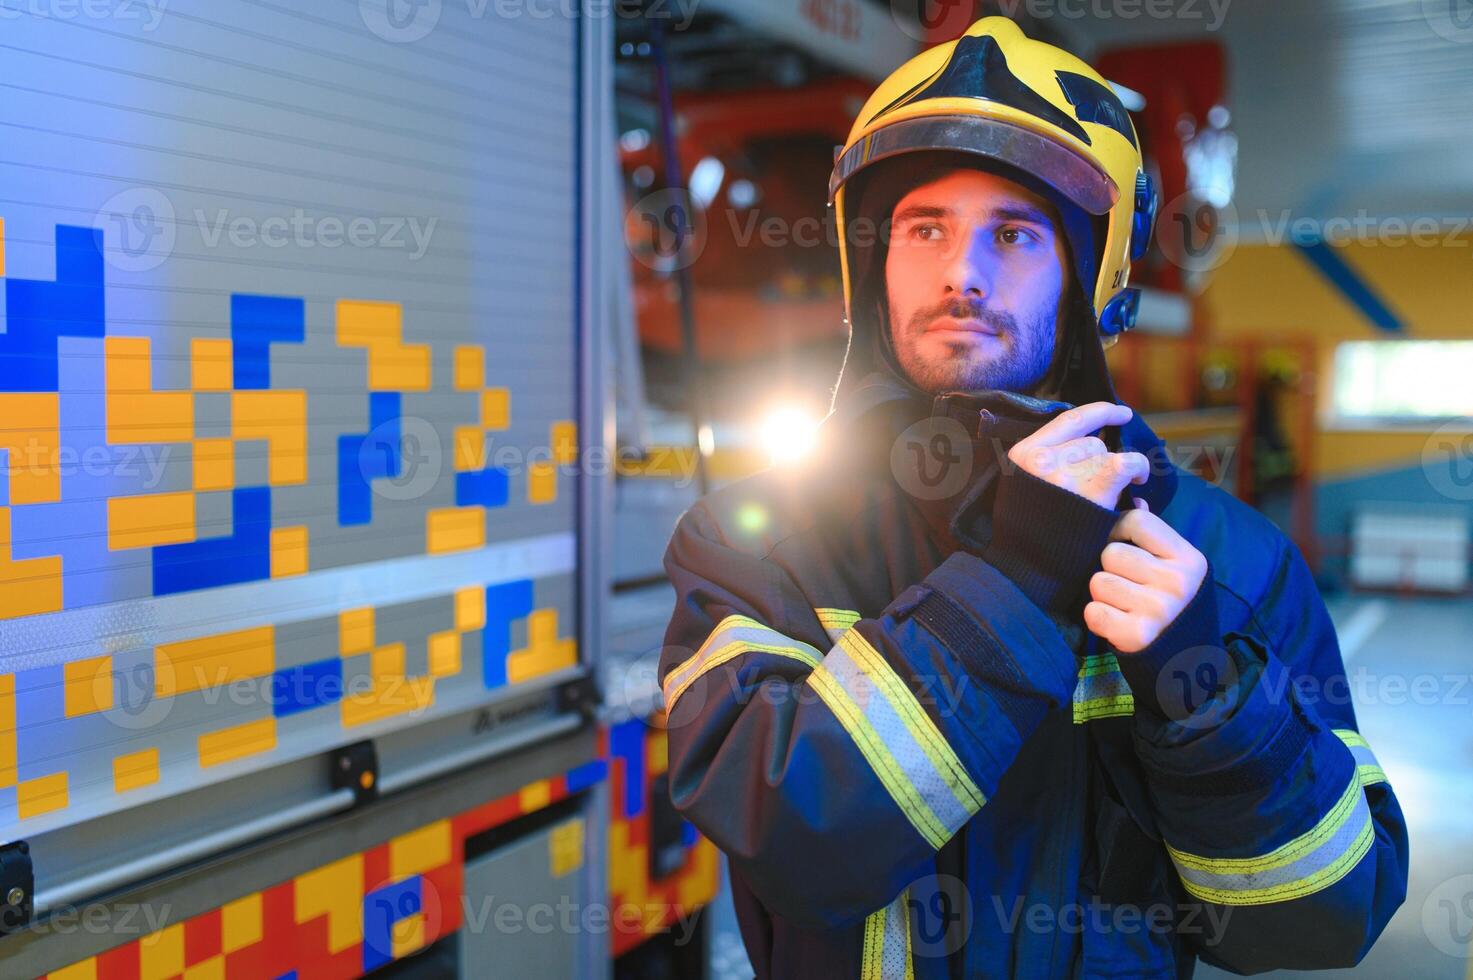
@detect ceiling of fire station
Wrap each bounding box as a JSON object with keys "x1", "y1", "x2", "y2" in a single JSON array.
[
  {"x1": 617, "y1": 0, "x2": 1471, "y2": 237},
  {"x1": 1065, "y1": 0, "x2": 1473, "y2": 236}
]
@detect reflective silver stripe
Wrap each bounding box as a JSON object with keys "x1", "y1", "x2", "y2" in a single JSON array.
[
  {"x1": 1166, "y1": 775, "x2": 1374, "y2": 906},
  {"x1": 1333, "y1": 728, "x2": 1388, "y2": 786},
  {"x1": 808, "y1": 664, "x2": 950, "y2": 848},
  {"x1": 861, "y1": 889, "x2": 914, "y2": 980},
  {"x1": 835, "y1": 631, "x2": 984, "y2": 816},
  {"x1": 821, "y1": 634, "x2": 983, "y2": 837},
  {"x1": 1073, "y1": 652, "x2": 1134, "y2": 723},
  {"x1": 662, "y1": 615, "x2": 822, "y2": 712}
]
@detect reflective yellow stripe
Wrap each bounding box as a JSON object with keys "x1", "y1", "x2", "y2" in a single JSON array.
[
  {"x1": 662, "y1": 614, "x2": 821, "y2": 712},
  {"x1": 1169, "y1": 776, "x2": 1361, "y2": 875},
  {"x1": 815, "y1": 606, "x2": 861, "y2": 641},
  {"x1": 1080, "y1": 652, "x2": 1123, "y2": 676},
  {"x1": 1072, "y1": 652, "x2": 1134, "y2": 723},
  {"x1": 861, "y1": 889, "x2": 914, "y2": 980},
  {"x1": 1333, "y1": 728, "x2": 1388, "y2": 786},
  {"x1": 1167, "y1": 733, "x2": 1391, "y2": 906},
  {"x1": 1173, "y1": 814, "x2": 1373, "y2": 906},
  {"x1": 1166, "y1": 774, "x2": 1374, "y2": 905},
  {"x1": 839, "y1": 630, "x2": 985, "y2": 812},
  {"x1": 808, "y1": 667, "x2": 950, "y2": 849},
  {"x1": 1073, "y1": 695, "x2": 1136, "y2": 723},
  {"x1": 670, "y1": 608, "x2": 985, "y2": 850},
  {"x1": 815, "y1": 607, "x2": 861, "y2": 629}
]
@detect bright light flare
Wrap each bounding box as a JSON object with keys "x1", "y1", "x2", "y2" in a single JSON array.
[{"x1": 759, "y1": 404, "x2": 821, "y2": 466}]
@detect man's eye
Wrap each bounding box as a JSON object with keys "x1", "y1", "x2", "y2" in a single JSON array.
[
  {"x1": 998, "y1": 226, "x2": 1038, "y2": 246},
  {"x1": 913, "y1": 223, "x2": 944, "y2": 242}
]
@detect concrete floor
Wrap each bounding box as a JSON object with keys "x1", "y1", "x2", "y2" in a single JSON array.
[
  {"x1": 1196, "y1": 593, "x2": 1473, "y2": 980},
  {"x1": 702, "y1": 593, "x2": 1473, "y2": 979}
]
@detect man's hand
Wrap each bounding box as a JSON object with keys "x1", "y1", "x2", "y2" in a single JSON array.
[
  {"x1": 1006, "y1": 401, "x2": 1151, "y2": 509},
  {"x1": 1085, "y1": 501, "x2": 1209, "y2": 653}
]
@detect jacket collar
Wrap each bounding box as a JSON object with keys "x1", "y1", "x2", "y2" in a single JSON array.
[
  {"x1": 822, "y1": 372, "x2": 1179, "y2": 528},
  {"x1": 1116, "y1": 408, "x2": 1178, "y2": 513}
]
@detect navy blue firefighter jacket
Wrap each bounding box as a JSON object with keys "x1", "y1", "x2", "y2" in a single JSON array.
[{"x1": 658, "y1": 316, "x2": 1408, "y2": 977}]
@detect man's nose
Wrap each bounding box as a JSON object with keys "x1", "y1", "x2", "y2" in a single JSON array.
[{"x1": 942, "y1": 229, "x2": 992, "y2": 298}]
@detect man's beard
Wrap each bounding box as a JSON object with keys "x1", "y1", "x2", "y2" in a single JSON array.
[{"x1": 894, "y1": 296, "x2": 1057, "y2": 394}]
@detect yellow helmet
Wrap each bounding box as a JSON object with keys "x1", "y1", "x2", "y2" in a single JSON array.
[{"x1": 828, "y1": 16, "x2": 1157, "y2": 341}]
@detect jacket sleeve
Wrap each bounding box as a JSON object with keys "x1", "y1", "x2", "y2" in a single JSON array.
[
  {"x1": 1114, "y1": 535, "x2": 1409, "y2": 973},
  {"x1": 659, "y1": 500, "x2": 1080, "y2": 928}
]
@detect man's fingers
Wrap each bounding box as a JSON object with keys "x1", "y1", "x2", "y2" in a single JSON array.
[
  {"x1": 1018, "y1": 401, "x2": 1132, "y2": 450},
  {"x1": 1100, "y1": 540, "x2": 1172, "y2": 585},
  {"x1": 1083, "y1": 599, "x2": 1115, "y2": 632},
  {"x1": 1084, "y1": 600, "x2": 1149, "y2": 653},
  {"x1": 1017, "y1": 436, "x2": 1108, "y2": 474},
  {"x1": 1077, "y1": 451, "x2": 1149, "y2": 504},
  {"x1": 1108, "y1": 451, "x2": 1151, "y2": 487},
  {"x1": 1078, "y1": 601, "x2": 1143, "y2": 654},
  {"x1": 1108, "y1": 506, "x2": 1188, "y2": 559},
  {"x1": 1067, "y1": 436, "x2": 1110, "y2": 459},
  {"x1": 1019, "y1": 445, "x2": 1145, "y2": 481},
  {"x1": 1089, "y1": 570, "x2": 1156, "y2": 614}
]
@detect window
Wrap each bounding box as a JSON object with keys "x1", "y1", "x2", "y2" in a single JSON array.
[{"x1": 1331, "y1": 340, "x2": 1473, "y2": 423}]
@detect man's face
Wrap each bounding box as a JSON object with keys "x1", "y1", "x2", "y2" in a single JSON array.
[{"x1": 884, "y1": 167, "x2": 1072, "y2": 394}]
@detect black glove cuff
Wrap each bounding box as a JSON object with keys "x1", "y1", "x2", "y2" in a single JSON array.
[{"x1": 980, "y1": 466, "x2": 1121, "y2": 618}]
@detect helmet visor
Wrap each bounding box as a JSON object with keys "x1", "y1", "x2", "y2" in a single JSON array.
[{"x1": 829, "y1": 113, "x2": 1118, "y2": 216}]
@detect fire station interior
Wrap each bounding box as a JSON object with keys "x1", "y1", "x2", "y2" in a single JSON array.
[
  {"x1": 0, "y1": 1, "x2": 1467, "y2": 979},
  {"x1": 611, "y1": 3, "x2": 1472, "y2": 979}
]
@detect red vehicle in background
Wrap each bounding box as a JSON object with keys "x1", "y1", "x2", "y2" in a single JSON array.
[{"x1": 622, "y1": 77, "x2": 871, "y2": 368}]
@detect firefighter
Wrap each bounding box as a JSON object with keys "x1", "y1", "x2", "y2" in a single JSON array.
[{"x1": 658, "y1": 17, "x2": 1407, "y2": 978}]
